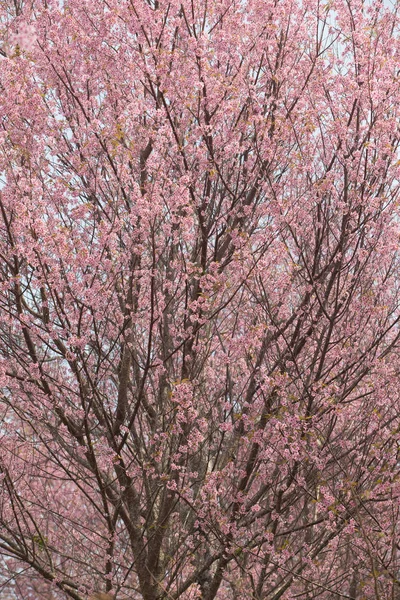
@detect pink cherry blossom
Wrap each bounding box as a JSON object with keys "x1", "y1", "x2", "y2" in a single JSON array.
[{"x1": 1, "y1": 0, "x2": 400, "y2": 599}]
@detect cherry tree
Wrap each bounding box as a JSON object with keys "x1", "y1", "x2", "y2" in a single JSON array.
[{"x1": 1, "y1": 0, "x2": 400, "y2": 598}]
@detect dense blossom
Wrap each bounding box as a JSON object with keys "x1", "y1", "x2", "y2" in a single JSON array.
[{"x1": 1, "y1": 0, "x2": 400, "y2": 598}]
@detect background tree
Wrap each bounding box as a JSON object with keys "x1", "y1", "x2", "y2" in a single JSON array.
[{"x1": 1, "y1": 0, "x2": 400, "y2": 598}]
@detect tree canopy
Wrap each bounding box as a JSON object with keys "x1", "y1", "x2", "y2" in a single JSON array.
[{"x1": 1, "y1": 0, "x2": 400, "y2": 598}]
